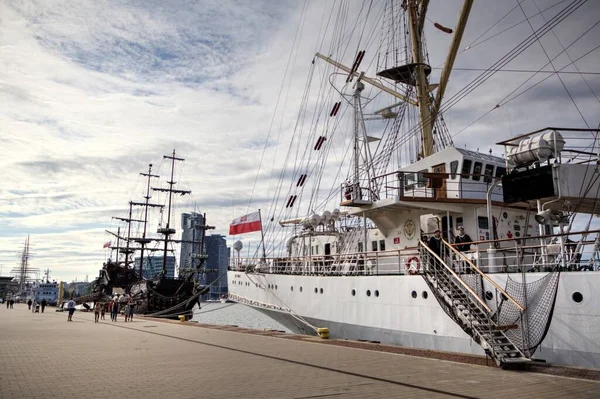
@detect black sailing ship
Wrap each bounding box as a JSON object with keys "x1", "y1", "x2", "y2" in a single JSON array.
[{"x1": 91, "y1": 150, "x2": 211, "y2": 318}]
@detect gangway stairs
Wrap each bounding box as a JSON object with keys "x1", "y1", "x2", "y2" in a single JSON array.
[{"x1": 419, "y1": 241, "x2": 531, "y2": 367}]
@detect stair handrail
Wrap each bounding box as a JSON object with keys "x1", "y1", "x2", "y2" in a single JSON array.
[
  {"x1": 419, "y1": 241, "x2": 492, "y2": 313},
  {"x1": 442, "y1": 239, "x2": 525, "y2": 312}
]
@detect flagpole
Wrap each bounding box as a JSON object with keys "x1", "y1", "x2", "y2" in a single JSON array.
[{"x1": 258, "y1": 209, "x2": 267, "y2": 260}]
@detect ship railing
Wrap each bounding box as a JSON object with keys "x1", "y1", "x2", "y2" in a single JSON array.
[
  {"x1": 229, "y1": 247, "x2": 422, "y2": 276},
  {"x1": 455, "y1": 229, "x2": 600, "y2": 273},
  {"x1": 371, "y1": 170, "x2": 504, "y2": 202}
]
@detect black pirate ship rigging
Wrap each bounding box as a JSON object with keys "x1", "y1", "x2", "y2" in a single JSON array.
[{"x1": 90, "y1": 150, "x2": 212, "y2": 317}]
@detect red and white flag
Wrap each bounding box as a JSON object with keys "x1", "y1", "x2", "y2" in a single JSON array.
[
  {"x1": 103, "y1": 241, "x2": 111, "y2": 248},
  {"x1": 229, "y1": 211, "x2": 262, "y2": 235}
]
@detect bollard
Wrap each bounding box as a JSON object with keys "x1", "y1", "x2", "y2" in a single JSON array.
[
  {"x1": 178, "y1": 315, "x2": 186, "y2": 322},
  {"x1": 316, "y1": 327, "x2": 329, "y2": 339}
]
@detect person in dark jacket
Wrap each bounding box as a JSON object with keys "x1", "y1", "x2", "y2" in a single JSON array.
[
  {"x1": 27, "y1": 299, "x2": 32, "y2": 310},
  {"x1": 41, "y1": 299, "x2": 47, "y2": 313},
  {"x1": 454, "y1": 226, "x2": 472, "y2": 252},
  {"x1": 428, "y1": 229, "x2": 442, "y2": 256}
]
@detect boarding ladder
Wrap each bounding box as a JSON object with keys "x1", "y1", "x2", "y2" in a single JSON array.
[{"x1": 418, "y1": 240, "x2": 531, "y2": 367}]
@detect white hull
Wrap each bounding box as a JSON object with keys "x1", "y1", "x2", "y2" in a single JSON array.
[{"x1": 228, "y1": 271, "x2": 600, "y2": 369}]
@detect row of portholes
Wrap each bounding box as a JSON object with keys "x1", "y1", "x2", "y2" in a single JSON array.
[
  {"x1": 411, "y1": 290, "x2": 428, "y2": 299},
  {"x1": 267, "y1": 284, "x2": 278, "y2": 290},
  {"x1": 350, "y1": 289, "x2": 380, "y2": 297},
  {"x1": 289, "y1": 286, "x2": 324, "y2": 294},
  {"x1": 483, "y1": 290, "x2": 584, "y2": 304},
  {"x1": 231, "y1": 280, "x2": 251, "y2": 287}
]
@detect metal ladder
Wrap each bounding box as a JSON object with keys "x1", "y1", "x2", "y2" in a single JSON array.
[{"x1": 419, "y1": 242, "x2": 531, "y2": 367}]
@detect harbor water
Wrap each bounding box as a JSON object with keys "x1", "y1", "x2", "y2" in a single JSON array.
[{"x1": 191, "y1": 302, "x2": 290, "y2": 332}]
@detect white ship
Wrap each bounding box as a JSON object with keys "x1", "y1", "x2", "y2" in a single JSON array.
[{"x1": 227, "y1": 1, "x2": 600, "y2": 369}]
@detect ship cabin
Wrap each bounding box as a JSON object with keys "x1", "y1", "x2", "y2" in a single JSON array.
[{"x1": 393, "y1": 146, "x2": 506, "y2": 203}]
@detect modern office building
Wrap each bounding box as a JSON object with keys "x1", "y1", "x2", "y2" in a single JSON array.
[
  {"x1": 179, "y1": 212, "x2": 205, "y2": 277},
  {"x1": 204, "y1": 234, "x2": 230, "y2": 299},
  {"x1": 133, "y1": 256, "x2": 175, "y2": 279}
]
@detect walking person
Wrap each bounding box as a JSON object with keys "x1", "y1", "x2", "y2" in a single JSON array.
[
  {"x1": 6, "y1": 299, "x2": 10, "y2": 309},
  {"x1": 454, "y1": 226, "x2": 473, "y2": 273},
  {"x1": 10, "y1": 299, "x2": 14, "y2": 309},
  {"x1": 41, "y1": 298, "x2": 47, "y2": 313},
  {"x1": 93, "y1": 302, "x2": 101, "y2": 323},
  {"x1": 127, "y1": 300, "x2": 135, "y2": 322},
  {"x1": 66, "y1": 298, "x2": 76, "y2": 321},
  {"x1": 27, "y1": 299, "x2": 32, "y2": 310},
  {"x1": 32, "y1": 299, "x2": 37, "y2": 313},
  {"x1": 428, "y1": 229, "x2": 443, "y2": 271},
  {"x1": 111, "y1": 300, "x2": 119, "y2": 322},
  {"x1": 100, "y1": 303, "x2": 106, "y2": 320}
]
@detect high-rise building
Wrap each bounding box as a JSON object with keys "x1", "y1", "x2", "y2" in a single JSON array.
[
  {"x1": 134, "y1": 256, "x2": 175, "y2": 279},
  {"x1": 204, "y1": 234, "x2": 230, "y2": 299},
  {"x1": 179, "y1": 212, "x2": 205, "y2": 277}
]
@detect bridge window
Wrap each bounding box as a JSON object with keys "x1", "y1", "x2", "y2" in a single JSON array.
[
  {"x1": 478, "y1": 216, "x2": 489, "y2": 230},
  {"x1": 461, "y1": 159, "x2": 472, "y2": 178},
  {"x1": 371, "y1": 241, "x2": 378, "y2": 251},
  {"x1": 450, "y1": 160, "x2": 459, "y2": 179},
  {"x1": 417, "y1": 169, "x2": 428, "y2": 187},
  {"x1": 358, "y1": 242, "x2": 364, "y2": 253},
  {"x1": 472, "y1": 162, "x2": 482, "y2": 181},
  {"x1": 379, "y1": 240, "x2": 385, "y2": 251},
  {"x1": 483, "y1": 164, "x2": 494, "y2": 183},
  {"x1": 495, "y1": 166, "x2": 506, "y2": 178}
]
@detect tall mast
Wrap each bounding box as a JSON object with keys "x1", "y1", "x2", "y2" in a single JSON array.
[
  {"x1": 153, "y1": 150, "x2": 191, "y2": 277},
  {"x1": 135, "y1": 164, "x2": 161, "y2": 279},
  {"x1": 407, "y1": 0, "x2": 434, "y2": 158}
]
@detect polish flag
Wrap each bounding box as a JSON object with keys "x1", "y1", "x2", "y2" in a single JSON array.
[
  {"x1": 103, "y1": 241, "x2": 111, "y2": 248},
  {"x1": 229, "y1": 211, "x2": 262, "y2": 235}
]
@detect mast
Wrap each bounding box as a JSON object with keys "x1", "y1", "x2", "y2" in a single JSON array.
[
  {"x1": 153, "y1": 150, "x2": 191, "y2": 277},
  {"x1": 407, "y1": 0, "x2": 434, "y2": 158},
  {"x1": 136, "y1": 164, "x2": 161, "y2": 279}
]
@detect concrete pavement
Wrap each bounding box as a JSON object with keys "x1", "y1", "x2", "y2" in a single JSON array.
[{"x1": 1, "y1": 303, "x2": 599, "y2": 398}]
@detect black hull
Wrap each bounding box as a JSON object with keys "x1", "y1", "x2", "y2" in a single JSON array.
[{"x1": 129, "y1": 277, "x2": 208, "y2": 319}]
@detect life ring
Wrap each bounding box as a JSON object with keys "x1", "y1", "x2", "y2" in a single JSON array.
[{"x1": 406, "y1": 256, "x2": 420, "y2": 275}]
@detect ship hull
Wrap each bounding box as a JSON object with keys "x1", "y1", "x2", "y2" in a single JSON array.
[
  {"x1": 228, "y1": 271, "x2": 600, "y2": 369},
  {"x1": 129, "y1": 277, "x2": 204, "y2": 319}
]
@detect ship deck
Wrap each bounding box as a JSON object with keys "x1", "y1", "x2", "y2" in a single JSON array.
[{"x1": 2, "y1": 303, "x2": 599, "y2": 398}]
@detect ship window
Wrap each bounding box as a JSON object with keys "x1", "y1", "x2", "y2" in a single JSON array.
[
  {"x1": 411, "y1": 290, "x2": 417, "y2": 298},
  {"x1": 320, "y1": 288, "x2": 323, "y2": 294},
  {"x1": 371, "y1": 241, "x2": 378, "y2": 251},
  {"x1": 315, "y1": 245, "x2": 319, "y2": 255},
  {"x1": 461, "y1": 159, "x2": 472, "y2": 178},
  {"x1": 366, "y1": 290, "x2": 371, "y2": 297},
  {"x1": 300, "y1": 287, "x2": 303, "y2": 292},
  {"x1": 450, "y1": 161, "x2": 459, "y2": 179},
  {"x1": 379, "y1": 240, "x2": 385, "y2": 251},
  {"x1": 417, "y1": 169, "x2": 428, "y2": 187},
  {"x1": 572, "y1": 292, "x2": 583, "y2": 303},
  {"x1": 478, "y1": 216, "x2": 489, "y2": 230},
  {"x1": 291, "y1": 286, "x2": 293, "y2": 291},
  {"x1": 483, "y1": 164, "x2": 494, "y2": 183},
  {"x1": 357, "y1": 242, "x2": 364, "y2": 253},
  {"x1": 495, "y1": 166, "x2": 506, "y2": 178},
  {"x1": 324, "y1": 243, "x2": 331, "y2": 255},
  {"x1": 351, "y1": 289, "x2": 356, "y2": 296},
  {"x1": 472, "y1": 162, "x2": 482, "y2": 181},
  {"x1": 422, "y1": 291, "x2": 428, "y2": 299},
  {"x1": 485, "y1": 291, "x2": 493, "y2": 301},
  {"x1": 375, "y1": 290, "x2": 379, "y2": 297},
  {"x1": 314, "y1": 287, "x2": 318, "y2": 294}
]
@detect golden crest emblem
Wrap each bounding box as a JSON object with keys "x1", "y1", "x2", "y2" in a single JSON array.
[{"x1": 404, "y1": 220, "x2": 416, "y2": 240}]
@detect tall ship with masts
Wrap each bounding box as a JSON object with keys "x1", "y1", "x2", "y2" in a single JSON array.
[
  {"x1": 227, "y1": 0, "x2": 600, "y2": 369},
  {"x1": 92, "y1": 150, "x2": 211, "y2": 318}
]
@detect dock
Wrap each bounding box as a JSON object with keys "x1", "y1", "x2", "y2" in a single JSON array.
[{"x1": 1, "y1": 304, "x2": 599, "y2": 398}]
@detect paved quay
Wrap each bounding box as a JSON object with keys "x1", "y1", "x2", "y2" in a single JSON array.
[{"x1": 1, "y1": 304, "x2": 599, "y2": 399}]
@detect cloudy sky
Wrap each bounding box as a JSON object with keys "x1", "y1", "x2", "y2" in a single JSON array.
[{"x1": 1, "y1": 0, "x2": 598, "y2": 282}]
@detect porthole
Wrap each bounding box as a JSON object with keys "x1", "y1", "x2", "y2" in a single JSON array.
[
  {"x1": 367, "y1": 290, "x2": 371, "y2": 297},
  {"x1": 374, "y1": 290, "x2": 379, "y2": 297},
  {"x1": 572, "y1": 291, "x2": 583, "y2": 303},
  {"x1": 314, "y1": 287, "x2": 318, "y2": 294},
  {"x1": 268, "y1": 284, "x2": 271, "y2": 289},
  {"x1": 351, "y1": 289, "x2": 356, "y2": 296},
  {"x1": 291, "y1": 286, "x2": 294, "y2": 291},
  {"x1": 300, "y1": 287, "x2": 303, "y2": 292},
  {"x1": 422, "y1": 291, "x2": 428, "y2": 299},
  {"x1": 320, "y1": 288, "x2": 323, "y2": 294},
  {"x1": 275, "y1": 285, "x2": 278, "y2": 290},
  {"x1": 411, "y1": 290, "x2": 417, "y2": 298},
  {"x1": 485, "y1": 291, "x2": 493, "y2": 301}
]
